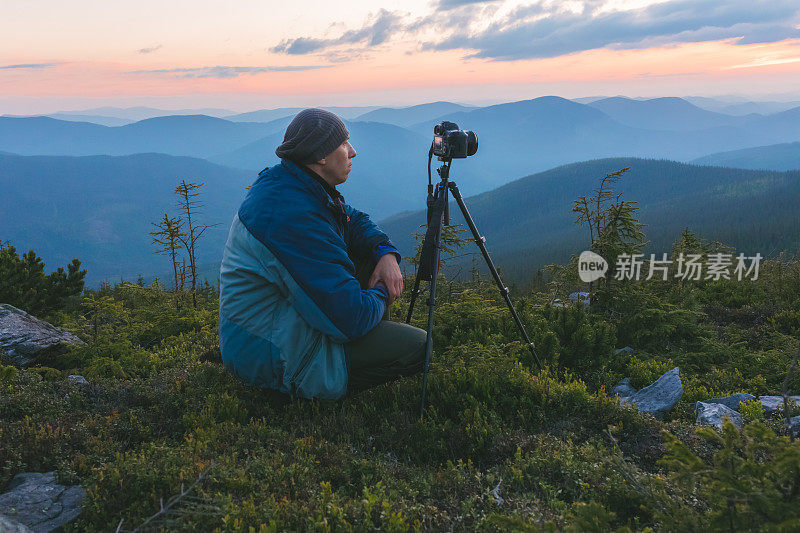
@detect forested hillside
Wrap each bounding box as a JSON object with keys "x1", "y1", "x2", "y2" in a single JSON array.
[
  {"x1": 0, "y1": 152, "x2": 252, "y2": 283},
  {"x1": 3, "y1": 153, "x2": 798, "y2": 287},
  {"x1": 381, "y1": 158, "x2": 800, "y2": 282},
  {"x1": 692, "y1": 142, "x2": 800, "y2": 171}
]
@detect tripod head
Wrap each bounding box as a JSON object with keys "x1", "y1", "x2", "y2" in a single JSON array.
[{"x1": 427, "y1": 146, "x2": 455, "y2": 225}]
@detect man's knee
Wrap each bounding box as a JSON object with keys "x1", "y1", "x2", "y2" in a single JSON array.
[
  {"x1": 401, "y1": 325, "x2": 427, "y2": 371},
  {"x1": 409, "y1": 326, "x2": 427, "y2": 354}
]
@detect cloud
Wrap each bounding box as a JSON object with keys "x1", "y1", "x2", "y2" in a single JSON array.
[
  {"x1": 129, "y1": 65, "x2": 328, "y2": 78},
  {"x1": 435, "y1": 0, "x2": 500, "y2": 11},
  {"x1": 424, "y1": 0, "x2": 800, "y2": 60},
  {"x1": 270, "y1": 0, "x2": 800, "y2": 62},
  {"x1": 271, "y1": 9, "x2": 403, "y2": 55},
  {"x1": 137, "y1": 45, "x2": 163, "y2": 54},
  {"x1": 0, "y1": 62, "x2": 61, "y2": 70}
]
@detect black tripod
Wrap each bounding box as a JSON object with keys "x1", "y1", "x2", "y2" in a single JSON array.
[{"x1": 405, "y1": 156, "x2": 542, "y2": 417}]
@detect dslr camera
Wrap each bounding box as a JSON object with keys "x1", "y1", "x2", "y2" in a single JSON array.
[{"x1": 432, "y1": 121, "x2": 478, "y2": 159}]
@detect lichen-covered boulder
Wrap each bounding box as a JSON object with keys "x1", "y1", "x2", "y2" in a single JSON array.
[
  {"x1": 620, "y1": 367, "x2": 682, "y2": 417},
  {"x1": 696, "y1": 401, "x2": 743, "y2": 428},
  {"x1": 0, "y1": 304, "x2": 85, "y2": 366},
  {"x1": 0, "y1": 472, "x2": 85, "y2": 532},
  {"x1": 0, "y1": 515, "x2": 34, "y2": 532},
  {"x1": 705, "y1": 393, "x2": 755, "y2": 411},
  {"x1": 788, "y1": 416, "x2": 800, "y2": 437},
  {"x1": 67, "y1": 374, "x2": 89, "y2": 385},
  {"x1": 611, "y1": 377, "x2": 637, "y2": 397},
  {"x1": 758, "y1": 395, "x2": 800, "y2": 413}
]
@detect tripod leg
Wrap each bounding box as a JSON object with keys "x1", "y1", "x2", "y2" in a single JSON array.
[
  {"x1": 448, "y1": 183, "x2": 543, "y2": 370},
  {"x1": 419, "y1": 204, "x2": 446, "y2": 418},
  {"x1": 405, "y1": 273, "x2": 422, "y2": 324}
]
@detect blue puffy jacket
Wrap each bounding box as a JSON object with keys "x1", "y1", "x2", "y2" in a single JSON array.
[{"x1": 218, "y1": 160, "x2": 400, "y2": 399}]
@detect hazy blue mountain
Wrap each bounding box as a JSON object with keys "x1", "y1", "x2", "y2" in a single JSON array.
[
  {"x1": 379, "y1": 158, "x2": 800, "y2": 282},
  {"x1": 571, "y1": 96, "x2": 610, "y2": 103},
  {"x1": 49, "y1": 113, "x2": 134, "y2": 126},
  {"x1": 745, "y1": 106, "x2": 800, "y2": 140},
  {"x1": 3, "y1": 113, "x2": 134, "y2": 127},
  {"x1": 352, "y1": 102, "x2": 474, "y2": 127},
  {"x1": 406, "y1": 97, "x2": 665, "y2": 188},
  {"x1": 691, "y1": 142, "x2": 800, "y2": 171},
  {"x1": 0, "y1": 115, "x2": 277, "y2": 157},
  {"x1": 588, "y1": 97, "x2": 748, "y2": 130},
  {"x1": 402, "y1": 96, "x2": 800, "y2": 191},
  {"x1": 0, "y1": 152, "x2": 253, "y2": 284},
  {"x1": 70, "y1": 106, "x2": 235, "y2": 120},
  {"x1": 6, "y1": 96, "x2": 800, "y2": 215},
  {"x1": 719, "y1": 101, "x2": 800, "y2": 116},
  {"x1": 224, "y1": 108, "x2": 302, "y2": 123},
  {"x1": 225, "y1": 106, "x2": 380, "y2": 123},
  {"x1": 685, "y1": 97, "x2": 800, "y2": 116}
]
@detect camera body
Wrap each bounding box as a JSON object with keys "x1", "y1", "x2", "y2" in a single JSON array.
[{"x1": 432, "y1": 121, "x2": 478, "y2": 159}]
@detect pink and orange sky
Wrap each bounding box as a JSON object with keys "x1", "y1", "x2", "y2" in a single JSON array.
[{"x1": 2, "y1": 0, "x2": 800, "y2": 114}]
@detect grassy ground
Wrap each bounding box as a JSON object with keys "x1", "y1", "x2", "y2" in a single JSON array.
[{"x1": 2, "y1": 254, "x2": 800, "y2": 531}]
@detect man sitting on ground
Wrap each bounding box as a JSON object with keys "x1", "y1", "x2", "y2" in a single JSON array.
[{"x1": 219, "y1": 108, "x2": 426, "y2": 399}]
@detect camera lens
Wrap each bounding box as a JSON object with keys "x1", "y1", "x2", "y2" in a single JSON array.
[{"x1": 466, "y1": 131, "x2": 478, "y2": 157}]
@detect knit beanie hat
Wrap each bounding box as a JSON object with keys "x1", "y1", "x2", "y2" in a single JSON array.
[{"x1": 275, "y1": 108, "x2": 349, "y2": 164}]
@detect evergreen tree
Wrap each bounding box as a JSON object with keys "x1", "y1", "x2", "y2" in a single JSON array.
[
  {"x1": 573, "y1": 168, "x2": 647, "y2": 306},
  {"x1": 0, "y1": 242, "x2": 85, "y2": 317},
  {"x1": 149, "y1": 213, "x2": 185, "y2": 292},
  {"x1": 174, "y1": 180, "x2": 216, "y2": 308}
]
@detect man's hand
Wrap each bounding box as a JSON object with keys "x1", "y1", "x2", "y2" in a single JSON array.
[{"x1": 368, "y1": 254, "x2": 403, "y2": 304}]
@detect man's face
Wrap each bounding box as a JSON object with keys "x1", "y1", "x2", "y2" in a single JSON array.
[{"x1": 318, "y1": 139, "x2": 356, "y2": 186}]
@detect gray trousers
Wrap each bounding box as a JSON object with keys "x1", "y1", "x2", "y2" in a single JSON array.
[{"x1": 346, "y1": 253, "x2": 427, "y2": 392}]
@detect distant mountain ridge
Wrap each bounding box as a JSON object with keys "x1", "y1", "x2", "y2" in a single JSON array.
[
  {"x1": 352, "y1": 102, "x2": 475, "y2": 127},
  {"x1": 225, "y1": 106, "x2": 380, "y2": 123},
  {"x1": 2, "y1": 152, "x2": 797, "y2": 287},
  {"x1": 3, "y1": 96, "x2": 800, "y2": 223},
  {"x1": 0, "y1": 152, "x2": 252, "y2": 284},
  {"x1": 4, "y1": 113, "x2": 134, "y2": 127},
  {"x1": 587, "y1": 97, "x2": 751, "y2": 131},
  {"x1": 0, "y1": 115, "x2": 276, "y2": 158},
  {"x1": 62, "y1": 106, "x2": 235, "y2": 120},
  {"x1": 691, "y1": 142, "x2": 800, "y2": 171}
]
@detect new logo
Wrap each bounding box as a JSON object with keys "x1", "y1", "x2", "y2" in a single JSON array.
[{"x1": 578, "y1": 251, "x2": 608, "y2": 282}]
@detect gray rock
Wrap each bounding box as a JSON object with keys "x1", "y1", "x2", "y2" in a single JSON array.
[
  {"x1": 612, "y1": 377, "x2": 637, "y2": 397},
  {"x1": 696, "y1": 401, "x2": 743, "y2": 428},
  {"x1": 66, "y1": 375, "x2": 88, "y2": 386},
  {"x1": 568, "y1": 292, "x2": 590, "y2": 306},
  {"x1": 620, "y1": 367, "x2": 682, "y2": 417},
  {"x1": 0, "y1": 515, "x2": 34, "y2": 533},
  {"x1": 788, "y1": 416, "x2": 800, "y2": 437},
  {"x1": 0, "y1": 472, "x2": 85, "y2": 532},
  {"x1": 705, "y1": 393, "x2": 755, "y2": 411},
  {"x1": 615, "y1": 346, "x2": 634, "y2": 355},
  {"x1": 0, "y1": 305, "x2": 85, "y2": 366},
  {"x1": 758, "y1": 395, "x2": 800, "y2": 413}
]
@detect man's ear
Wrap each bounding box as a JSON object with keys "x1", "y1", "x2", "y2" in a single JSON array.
[{"x1": 315, "y1": 157, "x2": 327, "y2": 166}]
